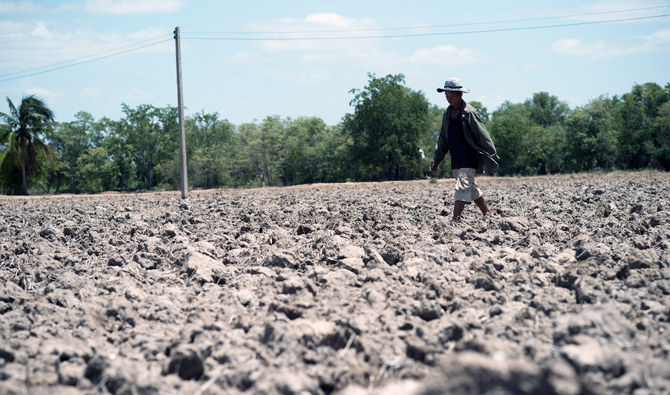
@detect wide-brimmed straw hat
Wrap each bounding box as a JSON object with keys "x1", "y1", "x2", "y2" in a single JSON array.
[{"x1": 437, "y1": 78, "x2": 470, "y2": 93}]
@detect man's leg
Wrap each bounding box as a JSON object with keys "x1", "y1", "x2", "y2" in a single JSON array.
[
  {"x1": 474, "y1": 195, "x2": 492, "y2": 217},
  {"x1": 453, "y1": 200, "x2": 467, "y2": 221}
]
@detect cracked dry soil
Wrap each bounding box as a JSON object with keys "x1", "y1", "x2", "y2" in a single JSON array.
[{"x1": 1, "y1": 171, "x2": 670, "y2": 394}]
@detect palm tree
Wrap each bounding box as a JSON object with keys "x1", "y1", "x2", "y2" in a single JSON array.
[{"x1": 0, "y1": 95, "x2": 55, "y2": 195}]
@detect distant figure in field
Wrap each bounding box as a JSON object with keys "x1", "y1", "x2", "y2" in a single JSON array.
[{"x1": 429, "y1": 78, "x2": 500, "y2": 222}]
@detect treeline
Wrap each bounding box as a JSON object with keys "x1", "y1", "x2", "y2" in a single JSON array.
[{"x1": 1, "y1": 73, "x2": 669, "y2": 195}]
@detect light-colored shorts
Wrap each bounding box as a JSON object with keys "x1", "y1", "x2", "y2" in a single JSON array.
[{"x1": 452, "y1": 168, "x2": 482, "y2": 203}]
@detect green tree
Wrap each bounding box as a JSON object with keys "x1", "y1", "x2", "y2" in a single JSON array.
[
  {"x1": 118, "y1": 104, "x2": 179, "y2": 190},
  {"x1": 0, "y1": 151, "x2": 5, "y2": 189},
  {"x1": 564, "y1": 96, "x2": 618, "y2": 172},
  {"x1": 185, "y1": 111, "x2": 235, "y2": 188},
  {"x1": 230, "y1": 117, "x2": 284, "y2": 187},
  {"x1": 424, "y1": 104, "x2": 448, "y2": 176},
  {"x1": 99, "y1": 117, "x2": 137, "y2": 191},
  {"x1": 254, "y1": 116, "x2": 283, "y2": 186},
  {"x1": 48, "y1": 111, "x2": 98, "y2": 193},
  {"x1": 229, "y1": 123, "x2": 256, "y2": 186},
  {"x1": 653, "y1": 100, "x2": 670, "y2": 170},
  {"x1": 279, "y1": 117, "x2": 329, "y2": 185},
  {"x1": 0, "y1": 95, "x2": 55, "y2": 194},
  {"x1": 468, "y1": 100, "x2": 490, "y2": 121},
  {"x1": 544, "y1": 124, "x2": 568, "y2": 174},
  {"x1": 615, "y1": 82, "x2": 670, "y2": 169},
  {"x1": 343, "y1": 73, "x2": 430, "y2": 180},
  {"x1": 77, "y1": 146, "x2": 114, "y2": 193},
  {"x1": 524, "y1": 92, "x2": 569, "y2": 126},
  {"x1": 488, "y1": 93, "x2": 569, "y2": 175},
  {"x1": 488, "y1": 101, "x2": 533, "y2": 175},
  {"x1": 524, "y1": 92, "x2": 570, "y2": 174},
  {"x1": 312, "y1": 123, "x2": 352, "y2": 183}
]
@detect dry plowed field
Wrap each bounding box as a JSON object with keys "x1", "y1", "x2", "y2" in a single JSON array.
[{"x1": 1, "y1": 171, "x2": 669, "y2": 394}]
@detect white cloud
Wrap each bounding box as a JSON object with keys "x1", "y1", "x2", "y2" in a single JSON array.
[
  {"x1": 521, "y1": 62, "x2": 541, "y2": 71},
  {"x1": 0, "y1": 22, "x2": 172, "y2": 70},
  {"x1": 550, "y1": 39, "x2": 607, "y2": 56},
  {"x1": 304, "y1": 13, "x2": 359, "y2": 28},
  {"x1": 0, "y1": 21, "x2": 30, "y2": 39},
  {"x1": 245, "y1": 12, "x2": 380, "y2": 55},
  {"x1": 249, "y1": 12, "x2": 369, "y2": 32},
  {"x1": 242, "y1": 12, "x2": 494, "y2": 72},
  {"x1": 25, "y1": 86, "x2": 58, "y2": 103},
  {"x1": 0, "y1": 1, "x2": 42, "y2": 13},
  {"x1": 639, "y1": 27, "x2": 670, "y2": 51},
  {"x1": 84, "y1": 0, "x2": 182, "y2": 14},
  {"x1": 551, "y1": 27, "x2": 670, "y2": 59},
  {"x1": 410, "y1": 45, "x2": 484, "y2": 66},
  {"x1": 494, "y1": 62, "x2": 542, "y2": 73},
  {"x1": 243, "y1": 13, "x2": 472, "y2": 70},
  {"x1": 572, "y1": 1, "x2": 668, "y2": 21},
  {"x1": 31, "y1": 23, "x2": 54, "y2": 40},
  {"x1": 81, "y1": 87, "x2": 103, "y2": 97},
  {"x1": 262, "y1": 68, "x2": 330, "y2": 85},
  {"x1": 300, "y1": 46, "x2": 393, "y2": 65},
  {"x1": 125, "y1": 88, "x2": 154, "y2": 102},
  {"x1": 229, "y1": 52, "x2": 254, "y2": 63}
]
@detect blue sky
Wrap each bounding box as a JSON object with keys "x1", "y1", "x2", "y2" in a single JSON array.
[{"x1": 1, "y1": 0, "x2": 669, "y2": 126}]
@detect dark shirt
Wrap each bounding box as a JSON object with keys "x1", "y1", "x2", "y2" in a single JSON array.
[{"x1": 447, "y1": 111, "x2": 479, "y2": 169}]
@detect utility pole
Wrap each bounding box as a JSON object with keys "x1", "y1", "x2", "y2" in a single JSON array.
[{"x1": 174, "y1": 26, "x2": 188, "y2": 199}]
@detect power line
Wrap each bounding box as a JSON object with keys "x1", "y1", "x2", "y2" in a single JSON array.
[
  {"x1": 184, "y1": 5, "x2": 670, "y2": 36},
  {"x1": 0, "y1": 36, "x2": 172, "y2": 83},
  {"x1": 0, "y1": 34, "x2": 172, "y2": 79},
  {"x1": 2, "y1": 5, "x2": 669, "y2": 82},
  {"x1": 182, "y1": 13, "x2": 670, "y2": 41}
]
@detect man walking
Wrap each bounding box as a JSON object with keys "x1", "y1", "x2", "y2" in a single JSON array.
[{"x1": 430, "y1": 78, "x2": 500, "y2": 221}]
